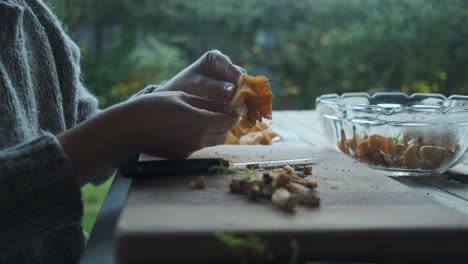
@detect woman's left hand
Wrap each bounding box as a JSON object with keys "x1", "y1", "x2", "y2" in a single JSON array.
[{"x1": 156, "y1": 50, "x2": 246, "y2": 104}]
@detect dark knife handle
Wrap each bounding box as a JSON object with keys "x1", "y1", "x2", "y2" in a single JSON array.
[{"x1": 122, "y1": 158, "x2": 229, "y2": 178}]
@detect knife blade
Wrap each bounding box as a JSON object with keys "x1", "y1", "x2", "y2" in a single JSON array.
[
  {"x1": 123, "y1": 157, "x2": 317, "y2": 178},
  {"x1": 229, "y1": 158, "x2": 317, "y2": 170}
]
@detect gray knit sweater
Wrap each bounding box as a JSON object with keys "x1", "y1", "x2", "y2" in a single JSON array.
[{"x1": 0, "y1": 0, "x2": 155, "y2": 263}]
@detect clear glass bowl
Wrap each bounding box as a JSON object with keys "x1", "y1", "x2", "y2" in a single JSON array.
[{"x1": 316, "y1": 92, "x2": 468, "y2": 176}]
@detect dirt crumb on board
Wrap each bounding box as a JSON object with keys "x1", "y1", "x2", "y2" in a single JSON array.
[{"x1": 189, "y1": 176, "x2": 206, "y2": 190}]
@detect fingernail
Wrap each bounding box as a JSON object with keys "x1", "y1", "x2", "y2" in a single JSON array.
[{"x1": 223, "y1": 85, "x2": 235, "y2": 103}]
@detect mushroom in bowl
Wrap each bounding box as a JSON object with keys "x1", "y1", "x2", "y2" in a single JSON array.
[{"x1": 316, "y1": 92, "x2": 468, "y2": 176}]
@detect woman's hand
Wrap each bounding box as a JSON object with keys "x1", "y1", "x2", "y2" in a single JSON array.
[
  {"x1": 58, "y1": 91, "x2": 238, "y2": 185},
  {"x1": 124, "y1": 91, "x2": 239, "y2": 159},
  {"x1": 58, "y1": 50, "x2": 242, "y2": 185},
  {"x1": 156, "y1": 50, "x2": 246, "y2": 104}
]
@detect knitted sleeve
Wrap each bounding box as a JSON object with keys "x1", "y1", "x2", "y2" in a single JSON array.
[
  {"x1": 0, "y1": 132, "x2": 83, "y2": 251},
  {"x1": 3, "y1": 0, "x2": 163, "y2": 188}
]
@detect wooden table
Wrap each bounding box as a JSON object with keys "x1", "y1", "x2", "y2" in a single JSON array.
[{"x1": 79, "y1": 110, "x2": 468, "y2": 264}]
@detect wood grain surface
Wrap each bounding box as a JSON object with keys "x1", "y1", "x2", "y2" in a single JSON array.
[{"x1": 115, "y1": 145, "x2": 468, "y2": 263}]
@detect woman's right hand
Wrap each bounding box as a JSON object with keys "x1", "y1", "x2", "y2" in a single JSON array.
[{"x1": 123, "y1": 91, "x2": 239, "y2": 159}]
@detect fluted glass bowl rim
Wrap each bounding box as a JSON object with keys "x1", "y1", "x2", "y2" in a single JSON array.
[{"x1": 316, "y1": 92, "x2": 468, "y2": 116}]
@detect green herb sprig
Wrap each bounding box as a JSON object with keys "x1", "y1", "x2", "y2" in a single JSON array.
[
  {"x1": 215, "y1": 232, "x2": 301, "y2": 264},
  {"x1": 393, "y1": 132, "x2": 402, "y2": 144},
  {"x1": 215, "y1": 232, "x2": 272, "y2": 263},
  {"x1": 208, "y1": 163, "x2": 262, "y2": 178}
]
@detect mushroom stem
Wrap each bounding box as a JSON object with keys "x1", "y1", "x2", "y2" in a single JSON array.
[
  {"x1": 286, "y1": 182, "x2": 320, "y2": 207},
  {"x1": 272, "y1": 188, "x2": 297, "y2": 213},
  {"x1": 291, "y1": 176, "x2": 319, "y2": 189}
]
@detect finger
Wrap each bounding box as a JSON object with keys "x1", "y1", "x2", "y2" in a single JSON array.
[
  {"x1": 202, "y1": 50, "x2": 244, "y2": 85},
  {"x1": 190, "y1": 76, "x2": 237, "y2": 103},
  {"x1": 203, "y1": 111, "x2": 240, "y2": 134},
  {"x1": 180, "y1": 93, "x2": 226, "y2": 113},
  {"x1": 235, "y1": 65, "x2": 247, "y2": 75},
  {"x1": 179, "y1": 92, "x2": 240, "y2": 131}
]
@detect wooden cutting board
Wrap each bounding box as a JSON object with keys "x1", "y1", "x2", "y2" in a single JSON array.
[{"x1": 115, "y1": 145, "x2": 468, "y2": 263}]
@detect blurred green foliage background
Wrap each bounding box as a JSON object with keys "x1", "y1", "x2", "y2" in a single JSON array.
[
  {"x1": 48, "y1": 0, "x2": 468, "y2": 110},
  {"x1": 45, "y1": 0, "x2": 468, "y2": 232}
]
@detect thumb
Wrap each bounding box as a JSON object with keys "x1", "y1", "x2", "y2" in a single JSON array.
[{"x1": 190, "y1": 77, "x2": 238, "y2": 104}]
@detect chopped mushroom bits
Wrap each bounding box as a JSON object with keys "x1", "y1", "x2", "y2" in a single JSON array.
[
  {"x1": 228, "y1": 164, "x2": 320, "y2": 214},
  {"x1": 193, "y1": 163, "x2": 319, "y2": 213}
]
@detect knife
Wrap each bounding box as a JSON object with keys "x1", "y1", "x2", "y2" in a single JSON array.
[{"x1": 121, "y1": 157, "x2": 317, "y2": 178}]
